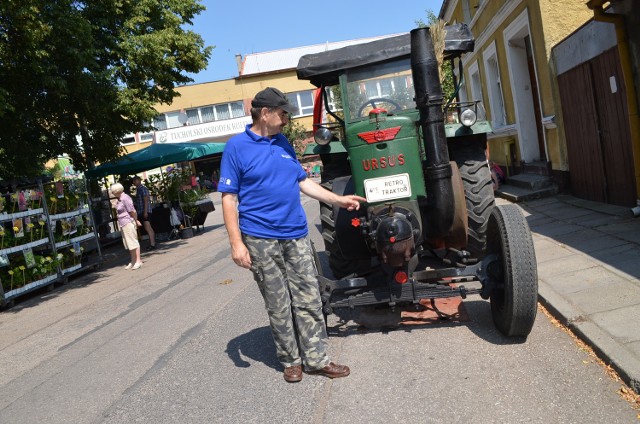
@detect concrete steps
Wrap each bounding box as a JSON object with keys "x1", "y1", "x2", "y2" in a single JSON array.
[{"x1": 496, "y1": 173, "x2": 558, "y2": 202}]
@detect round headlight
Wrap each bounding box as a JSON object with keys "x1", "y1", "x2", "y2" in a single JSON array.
[
  {"x1": 314, "y1": 127, "x2": 333, "y2": 146},
  {"x1": 460, "y1": 108, "x2": 477, "y2": 127}
]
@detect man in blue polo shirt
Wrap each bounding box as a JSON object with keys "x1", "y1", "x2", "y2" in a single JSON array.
[{"x1": 219, "y1": 87, "x2": 365, "y2": 383}]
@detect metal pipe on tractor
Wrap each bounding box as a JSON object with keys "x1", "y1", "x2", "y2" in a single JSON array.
[{"x1": 410, "y1": 27, "x2": 455, "y2": 240}]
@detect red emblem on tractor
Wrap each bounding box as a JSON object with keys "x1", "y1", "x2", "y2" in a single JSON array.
[{"x1": 357, "y1": 126, "x2": 401, "y2": 144}]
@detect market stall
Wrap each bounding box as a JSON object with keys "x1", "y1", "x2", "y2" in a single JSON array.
[
  {"x1": 0, "y1": 177, "x2": 101, "y2": 307},
  {"x1": 85, "y1": 142, "x2": 225, "y2": 240},
  {"x1": 84, "y1": 142, "x2": 226, "y2": 179}
]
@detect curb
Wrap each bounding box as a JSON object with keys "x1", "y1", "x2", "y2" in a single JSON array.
[{"x1": 538, "y1": 279, "x2": 640, "y2": 392}]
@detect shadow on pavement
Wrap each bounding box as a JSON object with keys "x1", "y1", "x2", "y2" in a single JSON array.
[
  {"x1": 225, "y1": 326, "x2": 281, "y2": 371},
  {"x1": 462, "y1": 299, "x2": 529, "y2": 345},
  {"x1": 517, "y1": 196, "x2": 640, "y2": 280}
]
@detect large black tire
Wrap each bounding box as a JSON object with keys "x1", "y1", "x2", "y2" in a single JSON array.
[
  {"x1": 449, "y1": 138, "x2": 494, "y2": 258},
  {"x1": 487, "y1": 204, "x2": 538, "y2": 337}
]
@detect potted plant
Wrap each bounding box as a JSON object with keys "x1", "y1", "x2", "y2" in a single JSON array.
[{"x1": 179, "y1": 188, "x2": 213, "y2": 231}]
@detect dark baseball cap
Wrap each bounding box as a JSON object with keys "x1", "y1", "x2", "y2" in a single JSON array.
[{"x1": 251, "y1": 87, "x2": 298, "y2": 114}]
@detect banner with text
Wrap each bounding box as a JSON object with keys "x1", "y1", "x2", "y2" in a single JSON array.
[{"x1": 155, "y1": 116, "x2": 252, "y2": 144}]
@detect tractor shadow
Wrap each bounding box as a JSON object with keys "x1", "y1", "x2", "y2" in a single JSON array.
[
  {"x1": 327, "y1": 298, "x2": 528, "y2": 346},
  {"x1": 327, "y1": 297, "x2": 468, "y2": 337}
]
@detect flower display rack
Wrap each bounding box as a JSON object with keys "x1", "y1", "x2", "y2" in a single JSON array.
[{"x1": 0, "y1": 177, "x2": 102, "y2": 307}]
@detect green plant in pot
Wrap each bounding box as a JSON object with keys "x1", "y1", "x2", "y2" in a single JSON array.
[
  {"x1": 180, "y1": 188, "x2": 208, "y2": 227},
  {"x1": 146, "y1": 168, "x2": 191, "y2": 204}
]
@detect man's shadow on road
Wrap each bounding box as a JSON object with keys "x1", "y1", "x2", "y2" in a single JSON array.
[{"x1": 225, "y1": 326, "x2": 281, "y2": 371}]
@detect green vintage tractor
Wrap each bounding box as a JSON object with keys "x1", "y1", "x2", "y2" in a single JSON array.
[{"x1": 297, "y1": 25, "x2": 538, "y2": 337}]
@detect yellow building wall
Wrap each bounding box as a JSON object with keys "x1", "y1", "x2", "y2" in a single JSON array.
[
  {"x1": 534, "y1": 1, "x2": 593, "y2": 171},
  {"x1": 445, "y1": 0, "x2": 592, "y2": 172},
  {"x1": 154, "y1": 69, "x2": 317, "y2": 128},
  {"x1": 132, "y1": 69, "x2": 319, "y2": 163}
]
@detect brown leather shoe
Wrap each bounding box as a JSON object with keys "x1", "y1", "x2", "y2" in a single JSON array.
[
  {"x1": 307, "y1": 362, "x2": 350, "y2": 378},
  {"x1": 283, "y1": 365, "x2": 303, "y2": 383}
]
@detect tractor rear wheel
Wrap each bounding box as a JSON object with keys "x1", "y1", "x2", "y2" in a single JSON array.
[
  {"x1": 486, "y1": 204, "x2": 538, "y2": 337},
  {"x1": 449, "y1": 138, "x2": 495, "y2": 258}
]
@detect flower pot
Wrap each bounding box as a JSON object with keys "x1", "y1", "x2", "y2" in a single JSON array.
[{"x1": 180, "y1": 228, "x2": 194, "y2": 239}]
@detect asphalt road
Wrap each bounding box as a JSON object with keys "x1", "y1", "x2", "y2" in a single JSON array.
[{"x1": 0, "y1": 192, "x2": 637, "y2": 423}]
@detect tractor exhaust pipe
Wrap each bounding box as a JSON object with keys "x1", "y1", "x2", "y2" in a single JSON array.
[{"x1": 410, "y1": 27, "x2": 455, "y2": 239}]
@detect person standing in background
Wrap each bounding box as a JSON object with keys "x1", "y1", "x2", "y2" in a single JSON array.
[
  {"x1": 110, "y1": 183, "x2": 142, "y2": 270},
  {"x1": 132, "y1": 176, "x2": 156, "y2": 250}
]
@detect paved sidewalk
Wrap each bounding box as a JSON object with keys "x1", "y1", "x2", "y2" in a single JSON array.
[{"x1": 508, "y1": 194, "x2": 640, "y2": 392}]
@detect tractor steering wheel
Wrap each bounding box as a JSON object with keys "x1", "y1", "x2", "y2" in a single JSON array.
[{"x1": 357, "y1": 98, "x2": 403, "y2": 117}]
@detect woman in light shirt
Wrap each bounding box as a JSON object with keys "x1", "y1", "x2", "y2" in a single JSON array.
[{"x1": 110, "y1": 183, "x2": 142, "y2": 270}]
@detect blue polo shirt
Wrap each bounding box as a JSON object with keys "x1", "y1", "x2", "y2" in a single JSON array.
[{"x1": 218, "y1": 124, "x2": 308, "y2": 239}]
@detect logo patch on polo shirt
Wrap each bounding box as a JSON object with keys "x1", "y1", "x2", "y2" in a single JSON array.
[{"x1": 281, "y1": 154, "x2": 292, "y2": 159}]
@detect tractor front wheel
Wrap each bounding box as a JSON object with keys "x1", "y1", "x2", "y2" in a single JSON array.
[{"x1": 486, "y1": 204, "x2": 538, "y2": 337}]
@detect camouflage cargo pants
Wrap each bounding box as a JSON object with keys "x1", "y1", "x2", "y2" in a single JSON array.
[{"x1": 243, "y1": 234, "x2": 330, "y2": 371}]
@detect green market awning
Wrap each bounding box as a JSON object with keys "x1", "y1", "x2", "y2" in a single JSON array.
[{"x1": 84, "y1": 142, "x2": 227, "y2": 179}]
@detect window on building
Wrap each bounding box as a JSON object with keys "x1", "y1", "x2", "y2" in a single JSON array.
[
  {"x1": 286, "y1": 90, "x2": 315, "y2": 117},
  {"x1": 363, "y1": 80, "x2": 379, "y2": 98},
  {"x1": 462, "y1": 0, "x2": 472, "y2": 24},
  {"x1": 458, "y1": 82, "x2": 468, "y2": 103},
  {"x1": 453, "y1": 64, "x2": 468, "y2": 102},
  {"x1": 468, "y1": 61, "x2": 486, "y2": 120},
  {"x1": 211, "y1": 101, "x2": 245, "y2": 121},
  {"x1": 361, "y1": 76, "x2": 410, "y2": 100},
  {"x1": 214, "y1": 104, "x2": 230, "y2": 120},
  {"x1": 379, "y1": 79, "x2": 393, "y2": 97},
  {"x1": 166, "y1": 102, "x2": 246, "y2": 127},
  {"x1": 201, "y1": 106, "x2": 214, "y2": 122},
  {"x1": 230, "y1": 102, "x2": 245, "y2": 118},
  {"x1": 186, "y1": 108, "x2": 200, "y2": 125},
  {"x1": 139, "y1": 133, "x2": 154, "y2": 142},
  {"x1": 153, "y1": 115, "x2": 168, "y2": 130},
  {"x1": 483, "y1": 43, "x2": 507, "y2": 128},
  {"x1": 121, "y1": 135, "x2": 135, "y2": 145},
  {"x1": 325, "y1": 87, "x2": 338, "y2": 110}
]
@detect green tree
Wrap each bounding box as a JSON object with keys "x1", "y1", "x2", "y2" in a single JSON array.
[
  {"x1": 0, "y1": 0, "x2": 212, "y2": 178},
  {"x1": 282, "y1": 119, "x2": 309, "y2": 158},
  {"x1": 416, "y1": 10, "x2": 456, "y2": 103}
]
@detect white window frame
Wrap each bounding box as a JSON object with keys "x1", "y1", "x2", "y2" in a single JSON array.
[
  {"x1": 212, "y1": 101, "x2": 245, "y2": 121},
  {"x1": 153, "y1": 115, "x2": 168, "y2": 131},
  {"x1": 453, "y1": 62, "x2": 468, "y2": 102},
  {"x1": 286, "y1": 90, "x2": 315, "y2": 117},
  {"x1": 467, "y1": 61, "x2": 486, "y2": 120},
  {"x1": 186, "y1": 108, "x2": 200, "y2": 125},
  {"x1": 462, "y1": 0, "x2": 472, "y2": 24},
  {"x1": 200, "y1": 106, "x2": 215, "y2": 123},
  {"x1": 139, "y1": 132, "x2": 154, "y2": 143},
  {"x1": 325, "y1": 87, "x2": 338, "y2": 111},
  {"x1": 121, "y1": 134, "x2": 136, "y2": 145},
  {"x1": 362, "y1": 77, "x2": 408, "y2": 100},
  {"x1": 482, "y1": 41, "x2": 507, "y2": 128},
  {"x1": 164, "y1": 101, "x2": 246, "y2": 129}
]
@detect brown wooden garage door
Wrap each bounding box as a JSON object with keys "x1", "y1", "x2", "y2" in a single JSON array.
[{"x1": 557, "y1": 47, "x2": 636, "y2": 207}]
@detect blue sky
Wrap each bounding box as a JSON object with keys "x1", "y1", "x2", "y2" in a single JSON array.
[{"x1": 187, "y1": 0, "x2": 444, "y2": 84}]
